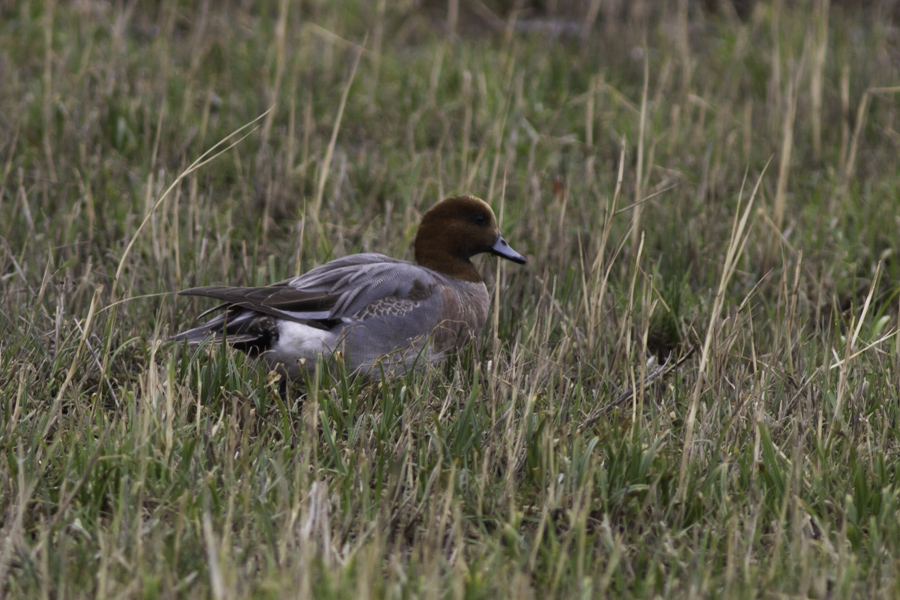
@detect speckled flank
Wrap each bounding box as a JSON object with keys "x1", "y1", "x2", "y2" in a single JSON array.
[{"x1": 351, "y1": 295, "x2": 423, "y2": 320}]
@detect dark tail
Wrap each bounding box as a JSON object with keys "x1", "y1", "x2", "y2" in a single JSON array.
[{"x1": 171, "y1": 308, "x2": 276, "y2": 357}]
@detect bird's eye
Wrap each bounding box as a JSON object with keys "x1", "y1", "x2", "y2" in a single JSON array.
[{"x1": 471, "y1": 214, "x2": 486, "y2": 225}]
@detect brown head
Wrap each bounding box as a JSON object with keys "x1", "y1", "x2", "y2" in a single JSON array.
[{"x1": 414, "y1": 195, "x2": 526, "y2": 282}]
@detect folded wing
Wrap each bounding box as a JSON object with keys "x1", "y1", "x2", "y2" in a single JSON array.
[{"x1": 172, "y1": 254, "x2": 440, "y2": 346}]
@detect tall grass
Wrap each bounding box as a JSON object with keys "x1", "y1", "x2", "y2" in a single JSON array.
[{"x1": 2, "y1": 0, "x2": 900, "y2": 597}]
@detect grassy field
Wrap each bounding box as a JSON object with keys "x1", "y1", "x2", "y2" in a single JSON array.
[{"x1": 2, "y1": 0, "x2": 900, "y2": 597}]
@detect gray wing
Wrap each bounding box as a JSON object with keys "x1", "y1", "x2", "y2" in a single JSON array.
[
  {"x1": 178, "y1": 254, "x2": 441, "y2": 324},
  {"x1": 288, "y1": 254, "x2": 440, "y2": 320}
]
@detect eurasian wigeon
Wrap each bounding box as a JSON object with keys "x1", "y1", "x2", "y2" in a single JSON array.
[{"x1": 172, "y1": 195, "x2": 526, "y2": 381}]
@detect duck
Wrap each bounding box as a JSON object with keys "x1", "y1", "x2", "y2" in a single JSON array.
[{"x1": 172, "y1": 195, "x2": 526, "y2": 381}]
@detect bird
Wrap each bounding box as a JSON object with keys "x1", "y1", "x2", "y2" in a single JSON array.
[{"x1": 172, "y1": 195, "x2": 526, "y2": 383}]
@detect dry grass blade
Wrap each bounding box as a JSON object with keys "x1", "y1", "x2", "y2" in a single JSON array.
[
  {"x1": 676, "y1": 162, "x2": 769, "y2": 505},
  {"x1": 843, "y1": 86, "x2": 900, "y2": 186},
  {"x1": 41, "y1": 287, "x2": 103, "y2": 439},
  {"x1": 827, "y1": 260, "x2": 884, "y2": 445},
  {"x1": 312, "y1": 36, "x2": 366, "y2": 228},
  {"x1": 114, "y1": 108, "x2": 274, "y2": 288}
]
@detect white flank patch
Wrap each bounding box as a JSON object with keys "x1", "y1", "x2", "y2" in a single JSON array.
[{"x1": 265, "y1": 321, "x2": 339, "y2": 377}]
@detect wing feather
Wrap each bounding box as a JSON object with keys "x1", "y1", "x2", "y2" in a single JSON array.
[{"x1": 179, "y1": 254, "x2": 441, "y2": 324}]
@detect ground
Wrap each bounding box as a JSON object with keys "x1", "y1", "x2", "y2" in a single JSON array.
[{"x1": 2, "y1": 0, "x2": 900, "y2": 597}]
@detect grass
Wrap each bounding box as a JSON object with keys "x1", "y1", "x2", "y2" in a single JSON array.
[{"x1": 2, "y1": 0, "x2": 900, "y2": 597}]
